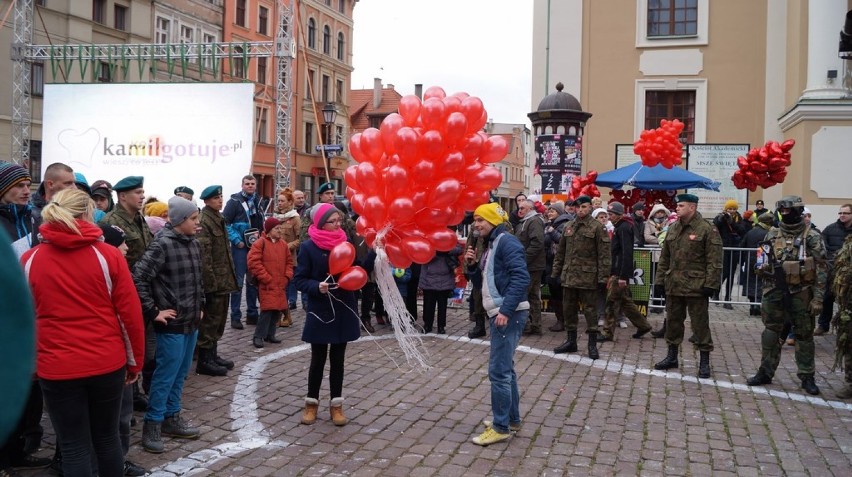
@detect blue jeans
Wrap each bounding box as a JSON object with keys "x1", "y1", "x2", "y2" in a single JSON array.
[
  {"x1": 230, "y1": 245, "x2": 258, "y2": 320},
  {"x1": 488, "y1": 309, "x2": 528, "y2": 434},
  {"x1": 145, "y1": 331, "x2": 198, "y2": 422}
]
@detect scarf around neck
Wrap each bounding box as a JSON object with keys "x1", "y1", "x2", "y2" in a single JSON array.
[{"x1": 308, "y1": 224, "x2": 346, "y2": 251}]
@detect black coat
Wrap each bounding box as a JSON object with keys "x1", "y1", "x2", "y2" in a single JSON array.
[{"x1": 740, "y1": 225, "x2": 769, "y2": 298}]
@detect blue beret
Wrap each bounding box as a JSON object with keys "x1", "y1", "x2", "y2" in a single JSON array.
[
  {"x1": 174, "y1": 186, "x2": 194, "y2": 196},
  {"x1": 113, "y1": 176, "x2": 144, "y2": 192},
  {"x1": 74, "y1": 172, "x2": 92, "y2": 195},
  {"x1": 317, "y1": 182, "x2": 335, "y2": 195},
  {"x1": 675, "y1": 193, "x2": 699, "y2": 203},
  {"x1": 200, "y1": 185, "x2": 222, "y2": 200}
]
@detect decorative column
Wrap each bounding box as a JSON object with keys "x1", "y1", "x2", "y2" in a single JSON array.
[{"x1": 802, "y1": 0, "x2": 850, "y2": 99}]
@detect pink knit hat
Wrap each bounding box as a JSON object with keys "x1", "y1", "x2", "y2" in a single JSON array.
[{"x1": 312, "y1": 203, "x2": 339, "y2": 226}]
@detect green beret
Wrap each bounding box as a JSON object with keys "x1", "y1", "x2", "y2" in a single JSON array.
[
  {"x1": 675, "y1": 193, "x2": 699, "y2": 204},
  {"x1": 174, "y1": 186, "x2": 194, "y2": 196},
  {"x1": 200, "y1": 185, "x2": 222, "y2": 200},
  {"x1": 574, "y1": 195, "x2": 592, "y2": 205},
  {"x1": 317, "y1": 182, "x2": 335, "y2": 195},
  {"x1": 113, "y1": 176, "x2": 144, "y2": 192}
]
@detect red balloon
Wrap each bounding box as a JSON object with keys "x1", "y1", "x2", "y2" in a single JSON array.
[
  {"x1": 380, "y1": 113, "x2": 405, "y2": 155},
  {"x1": 394, "y1": 127, "x2": 420, "y2": 165},
  {"x1": 461, "y1": 133, "x2": 484, "y2": 161},
  {"x1": 463, "y1": 162, "x2": 485, "y2": 183},
  {"x1": 421, "y1": 98, "x2": 447, "y2": 130},
  {"x1": 427, "y1": 178, "x2": 461, "y2": 209},
  {"x1": 423, "y1": 86, "x2": 447, "y2": 101},
  {"x1": 350, "y1": 193, "x2": 366, "y2": 216},
  {"x1": 348, "y1": 133, "x2": 366, "y2": 163},
  {"x1": 439, "y1": 151, "x2": 465, "y2": 174},
  {"x1": 356, "y1": 162, "x2": 381, "y2": 195},
  {"x1": 337, "y1": 266, "x2": 368, "y2": 291},
  {"x1": 360, "y1": 128, "x2": 384, "y2": 163},
  {"x1": 419, "y1": 130, "x2": 445, "y2": 160},
  {"x1": 414, "y1": 207, "x2": 451, "y2": 229},
  {"x1": 363, "y1": 196, "x2": 387, "y2": 225},
  {"x1": 385, "y1": 242, "x2": 412, "y2": 269},
  {"x1": 468, "y1": 166, "x2": 502, "y2": 191},
  {"x1": 398, "y1": 95, "x2": 422, "y2": 127},
  {"x1": 344, "y1": 165, "x2": 359, "y2": 191},
  {"x1": 328, "y1": 242, "x2": 356, "y2": 276},
  {"x1": 587, "y1": 170, "x2": 598, "y2": 182},
  {"x1": 468, "y1": 109, "x2": 488, "y2": 134},
  {"x1": 410, "y1": 159, "x2": 436, "y2": 184},
  {"x1": 385, "y1": 164, "x2": 410, "y2": 198},
  {"x1": 444, "y1": 112, "x2": 468, "y2": 147},
  {"x1": 442, "y1": 95, "x2": 463, "y2": 115},
  {"x1": 402, "y1": 236, "x2": 435, "y2": 264},
  {"x1": 479, "y1": 136, "x2": 509, "y2": 164},
  {"x1": 388, "y1": 197, "x2": 416, "y2": 224},
  {"x1": 780, "y1": 139, "x2": 795, "y2": 152},
  {"x1": 458, "y1": 189, "x2": 490, "y2": 211},
  {"x1": 411, "y1": 190, "x2": 427, "y2": 211},
  {"x1": 355, "y1": 215, "x2": 370, "y2": 236},
  {"x1": 344, "y1": 186, "x2": 356, "y2": 200},
  {"x1": 461, "y1": 96, "x2": 484, "y2": 126}
]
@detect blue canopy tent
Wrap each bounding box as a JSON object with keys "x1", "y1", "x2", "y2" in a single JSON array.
[{"x1": 594, "y1": 162, "x2": 721, "y2": 191}]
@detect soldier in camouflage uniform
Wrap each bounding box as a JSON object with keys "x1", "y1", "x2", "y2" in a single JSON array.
[
  {"x1": 747, "y1": 196, "x2": 827, "y2": 395},
  {"x1": 195, "y1": 185, "x2": 239, "y2": 377},
  {"x1": 832, "y1": 235, "x2": 852, "y2": 399},
  {"x1": 653, "y1": 193, "x2": 722, "y2": 379},
  {"x1": 551, "y1": 195, "x2": 611, "y2": 359}
]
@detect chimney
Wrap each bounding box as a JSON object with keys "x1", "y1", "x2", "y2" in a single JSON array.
[
  {"x1": 387, "y1": 84, "x2": 394, "y2": 90},
  {"x1": 414, "y1": 84, "x2": 423, "y2": 99},
  {"x1": 373, "y1": 78, "x2": 382, "y2": 109}
]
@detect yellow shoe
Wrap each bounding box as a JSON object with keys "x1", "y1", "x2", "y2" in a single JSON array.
[
  {"x1": 472, "y1": 427, "x2": 512, "y2": 446},
  {"x1": 482, "y1": 419, "x2": 521, "y2": 432}
]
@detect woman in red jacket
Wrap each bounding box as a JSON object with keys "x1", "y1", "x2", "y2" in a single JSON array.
[
  {"x1": 21, "y1": 188, "x2": 145, "y2": 477},
  {"x1": 248, "y1": 217, "x2": 294, "y2": 348}
]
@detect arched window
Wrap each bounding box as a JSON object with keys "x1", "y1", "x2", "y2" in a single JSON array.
[
  {"x1": 337, "y1": 32, "x2": 345, "y2": 61},
  {"x1": 323, "y1": 25, "x2": 330, "y2": 54},
  {"x1": 307, "y1": 18, "x2": 316, "y2": 49}
]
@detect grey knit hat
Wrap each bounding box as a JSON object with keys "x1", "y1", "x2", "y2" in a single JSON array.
[{"x1": 168, "y1": 196, "x2": 197, "y2": 226}]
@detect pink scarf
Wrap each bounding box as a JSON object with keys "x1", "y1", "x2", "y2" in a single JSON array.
[{"x1": 308, "y1": 224, "x2": 346, "y2": 251}]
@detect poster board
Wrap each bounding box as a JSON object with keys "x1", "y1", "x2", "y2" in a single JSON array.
[
  {"x1": 686, "y1": 144, "x2": 748, "y2": 216},
  {"x1": 615, "y1": 144, "x2": 642, "y2": 169},
  {"x1": 534, "y1": 134, "x2": 583, "y2": 201}
]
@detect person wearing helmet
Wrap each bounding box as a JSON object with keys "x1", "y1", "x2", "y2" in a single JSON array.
[{"x1": 747, "y1": 196, "x2": 828, "y2": 395}]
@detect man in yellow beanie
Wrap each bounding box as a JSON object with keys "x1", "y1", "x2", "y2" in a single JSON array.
[
  {"x1": 713, "y1": 199, "x2": 748, "y2": 309},
  {"x1": 466, "y1": 202, "x2": 529, "y2": 446}
]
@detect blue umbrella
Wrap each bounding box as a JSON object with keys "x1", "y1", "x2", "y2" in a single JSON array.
[{"x1": 594, "y1": 162, "x2": 721, "y2": 191}]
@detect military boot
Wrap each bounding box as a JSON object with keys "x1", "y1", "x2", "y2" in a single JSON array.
[
  {"x1": 554, "y1": 330, "x2": 578, "y2": 354},
  {"x1": 587, "y1": 332, "x2": 599, "y2": 360},
  {"x1": 746, "y1": 368, "x2": 772, "y2": 386},
  {"x1": 650, "y1": 319, "x2": 666, "y2": 338},
  {"x1": 196, "y1": 348, "x2": 227, "y2": 377},
  {"x1": 468, "y1": 316, "x2": 486, "y2": 339},
  {"x1": 835, "y1": 383, "x2": 852, "y2": 399},
  {"x1": 141, "y1": 420, "x2": 164, "y2": 454},
  {"x1": 801, "y1": 376, "x2": 820, "y2": 395},
  {"x1": 212, "y1": 343, "x2": 235, "y2": 370},
  {"x1": 698, "y1": 351, "x2": 711, "y2": 379},
  {"x1": 654, "y1": 345, "x2": 679, "y2": 370}
]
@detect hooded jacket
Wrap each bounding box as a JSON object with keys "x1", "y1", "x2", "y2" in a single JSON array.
[
  {"x1": 22, "y1": 220, "x2": 145, "y2": 380},
  {"x1": 0, "y1": 203, "x2": 33, "y2": 242},
  {"x1": 471, "y1": 223, "x2": 531, "y2": 318},
  {"x1": 611, "y1": 214, "x2": 636, "y2": 279},
  {"x1": 247, "y1": 233, "x2": 294, "y2": 310},
  {"x1": 223, "y1": 191, "x2": 264, "y2": 246}
]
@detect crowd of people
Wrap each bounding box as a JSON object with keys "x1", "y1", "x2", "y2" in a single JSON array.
[{"x1": 2, "y1": 157, "x2": 852, "y2": 471}]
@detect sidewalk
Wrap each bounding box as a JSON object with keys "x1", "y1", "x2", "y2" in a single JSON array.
[{"x1": 21, "y1": 303, "x2": 852, "y2": 476}]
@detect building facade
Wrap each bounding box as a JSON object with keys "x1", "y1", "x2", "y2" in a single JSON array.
[{"x1": 531, "y1": 0, "x2": 852, "y2": 226}]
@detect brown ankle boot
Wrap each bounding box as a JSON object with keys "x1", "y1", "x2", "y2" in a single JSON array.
[
  {"x1": 836, "y1": 383, "x2": 852, "y2": 400},
  {"x1": 330, "y1": 397, "x2": 348, "y2": 426},
  {"x1": 301, "y1": 397, "x2": 319, "y2": 425},
  {"x1": 279, "y1": 309, "x2": 292, "y2": 327}
]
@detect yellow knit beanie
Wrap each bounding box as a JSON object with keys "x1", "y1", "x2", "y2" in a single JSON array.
[
  {"x1": 474, "y1": 203, "x2": 507, "y2": 226},
  {"x1": 723, "y1": 199, "x2": 739, "y2": 210}
]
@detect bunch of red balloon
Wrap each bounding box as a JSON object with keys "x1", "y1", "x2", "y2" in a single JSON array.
[
  {"x1": 609, "y1": 189, "x2": 677, "y2": 214},
  {"x1": 731, "y1": 139, "x2": 794, "y2": 192},
  {"x1": 568, "y1": 170, "x2": 601, "y2": 200},
  {"x1": 345, "y1": 87, "x2": 508, "y2": 268},
  {"x1": 633, "y1": 119, "x2": 685, "y2": 169},
  {"x1": 327, "y1": 242, "x2": 367, "y2": 291}
]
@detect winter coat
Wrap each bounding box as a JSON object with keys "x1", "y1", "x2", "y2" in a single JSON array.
[
  {"x1": 514, "y1": 212, "x2": 546, "y2": 272},
  {"x1": 713, "y1": 211, "x2": 748, "y2": 247},
  {"x1": 656, "y1": 212, "x2": 723, "y2": 297},
  {"x1": 419, "y1": 245, "x2": 463, "y2": 291},
  {"x1": 279, "y1": 214, "x2": 302, "y2": 260},
  {"x1": 611, "y1": 215, "x2": 636, "y2": 280},
  {"x1": 132, "y1": 224, "x2": 205, "y2": 334},
  {"x1": 544, "y1": 214, "x2": 571, "y2": 287},
  {"x1": 552, "y1": 213, "x2": 611, "y2": 289},
  {"x1": 822, "y1": 220, "x2": 852, "y2": 262},
  {"x1": 248, "y1": 234, "x2": 294, "y2": 311},
  {"x1": 468, "y1": 223, "x2": 530, "y2": 319},
  {"x1": 632, "y1": 213, "x2": 645, "y2": 247},
  {"x1": 222, "y1": 192, "x2": 264, "y2": 246},
  {"x1": 0, "y1": 203, "x2": 33, "y2": 242},
  {"x1": 100, "y1": 204, "x2": 153, "y2": 269},
  {"x1": 196, "y1": 205, "x2": 239, "y2": 295},
  {"x1": 740, "y1": 223, "x2": 770, "y2": 298},
  {"x1": 293, "y1": 239, "x2": 360, "y2": 344},
  {"x1": 22, "y1": 220, "x2": 144, "y2": 380}
]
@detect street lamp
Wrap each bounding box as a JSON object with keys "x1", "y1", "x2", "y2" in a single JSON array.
[{"x1": 322, "y1": 102, "x2": 337, "y2": 143}]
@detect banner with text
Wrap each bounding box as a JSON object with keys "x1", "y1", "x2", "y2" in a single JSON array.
[
  {"x1": 534, "y1": 134, "x2": 582, "y2": 199},
  {"x1": 686, "y1": 144, "x2": 748, "y2": 216}
]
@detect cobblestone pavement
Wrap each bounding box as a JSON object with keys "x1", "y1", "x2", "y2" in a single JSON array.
[{"x1": 21, "y1": 303, "x2": 852, "y2": 476}]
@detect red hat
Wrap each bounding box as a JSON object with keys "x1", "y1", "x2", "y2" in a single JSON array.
[{"x1": 264, "y1": 217, "x2": 281, "y2": 235}]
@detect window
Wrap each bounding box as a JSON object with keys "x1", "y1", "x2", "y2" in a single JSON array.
[
  {"x1": 233, "y1": 46, "x2": 245, "y2": 78},
  {"x1": 369, "y1": 116, "x2": 382, "y2": 129},
  {"x1": 335, "y1": 125, "x2": 343, "y2": 145},
  {"x1": 323, "y1": 25, "x2": 330, "y2": 54},
  {"x1": 236, "y1": 0, "x2": 246, "y2": 27},
  {"x1": 98, "y1": 61, "x2": 112, "y2": 82},
  {"x1": 180, "y1": 25, "x2": 194, "y2": 44},
  {"x1": 29, "y1": 140, "x2": 42, "y2": 183},
  {"x1": 202, "y1": 33, "x2": 216, "y2": 68},
  {"x1": 257, "y1": 57, "x2": 267, "y2": 85},
  {"x1": 335, "y1": 79, "x2": 344, "y2": 102},
  {"x1": 647, "y1": 0, "x2": 698, "y2": 37},
  {"x1": 155, "y1": 17, "x2": 170, "y2": 44},
  {"x1": 324, "y1": 0, "x2": 331, "y2": 5},
  {"x1": 644, "y1": 90, "x2": 696, "y2": 143},
  {"x1": 31, "y1": 62, "x2": 44, "y2": 97},
  {"x1": 92, "y1": 0, "x2": 106, "y2": 23},
  {"x1": 256, "y1": 107, "x2": 268, "y2": 143},
  {"x1": 307, "y1": 69, "x2": 315, "y2": 99},
  {"x1": 337, "y1": 32, "x2": 344, "y2": 61},
  {"x1": 307, "y1": 18, "x2": 316, "y2": 49},
  {"x1": 321, "y1": 74, "x2": 329, "y2": 102},
  {"x1": 338, "y1": 0, "x2": 345, "y2": 14},
  {"x1": 259, "y1": 6, "x2": 269, "y2": 35},
  {"x1": 114, "y1": 5, "x2": 127, "y2": 31},
  {"x1": 305, "y1": 122, "x2": 314, "y2": 153}
]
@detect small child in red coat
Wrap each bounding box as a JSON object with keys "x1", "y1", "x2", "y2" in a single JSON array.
[{"x1": 248, "y1": 217, "x2": 294, "y2": 348}]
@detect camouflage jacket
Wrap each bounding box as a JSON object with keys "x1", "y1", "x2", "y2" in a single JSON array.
[
  {"x1": 758, "y1": 222, "x2": 827, "y2": 300},
  {"x1": 551, "y1": 213, "x2": 611, "y2": 289},
  {"x1": 833, "y1": 235, "x2": 852, "y2": 310},
  {"x1": 196, "y1": 206, "x2": 239, "y2": 295},
  {"x1": 100, "y1": 204, "x2": 153, "y2": 269},
  {"x1": 656, "y1": 212, "x2": 723, "y2": 297}
]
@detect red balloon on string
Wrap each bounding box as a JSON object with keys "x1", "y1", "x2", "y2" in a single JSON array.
[
  {"x1": 337, "y1": 266, "x2": 368, "y2": 291},
  {"x1": 328, "y1": 242, "x2": 356, "y2": 276}
]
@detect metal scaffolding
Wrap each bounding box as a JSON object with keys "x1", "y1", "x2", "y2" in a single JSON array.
[{"x1": 9, "y1": 0, "x2": 295, "y2": 193}]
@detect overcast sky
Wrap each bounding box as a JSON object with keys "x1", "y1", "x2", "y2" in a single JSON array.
[{"x1": 351, "y1": 0, "x2": 533, "y2": 126}]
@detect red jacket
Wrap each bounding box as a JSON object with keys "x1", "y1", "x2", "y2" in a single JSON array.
[
  {"x1": 21, "y1": 220, "x2": 145, "y2": 380},
  {"x1": 247, "y1": 233, "x2": 294, "y2": 311}
]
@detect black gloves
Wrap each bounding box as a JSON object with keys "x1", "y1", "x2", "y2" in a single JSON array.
[
  {"x1": 597, "y1": 282, "x2": 608, "y2": 292},
  {"x1": 701, "y1": 287, "x2": 716, "y2": 298}
]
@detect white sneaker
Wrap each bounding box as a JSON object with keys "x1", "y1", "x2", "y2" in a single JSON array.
[{"x1": 618, "y1": 321, "x2": 628, "y2": 328}]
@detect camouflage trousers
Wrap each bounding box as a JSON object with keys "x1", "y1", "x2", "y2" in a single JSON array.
[
  {"x1": 197, "y1": 293, "x2": 230, "y2": 349},
  {"x1": 562, "y1": 287, "x2": 599, "y2": 334},
  {"x1": 834, "y1": 308, "x2": 852, "y2": 383},
  {"x1": 759, "y1": 289, "x2": 815, "y2": 379},
  {"x1": 664, "y1": 295, "x2": 714, "y2": 352},
  {"x1": 602, "y1": 276, "x2": 651, "y2": 338}
]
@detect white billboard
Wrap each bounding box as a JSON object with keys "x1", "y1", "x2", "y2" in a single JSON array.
[{"x1": 41, "y1": 83, "x2": 254, "y2": 206}]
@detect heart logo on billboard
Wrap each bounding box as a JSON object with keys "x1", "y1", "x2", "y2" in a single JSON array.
[{"x1": 57, "y1": 128, "x2": 100, "y2": 168}]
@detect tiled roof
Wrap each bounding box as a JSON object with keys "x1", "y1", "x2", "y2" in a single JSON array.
[{"x1": 349, "y1": 86, "x2": 403, "y2": 132}]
